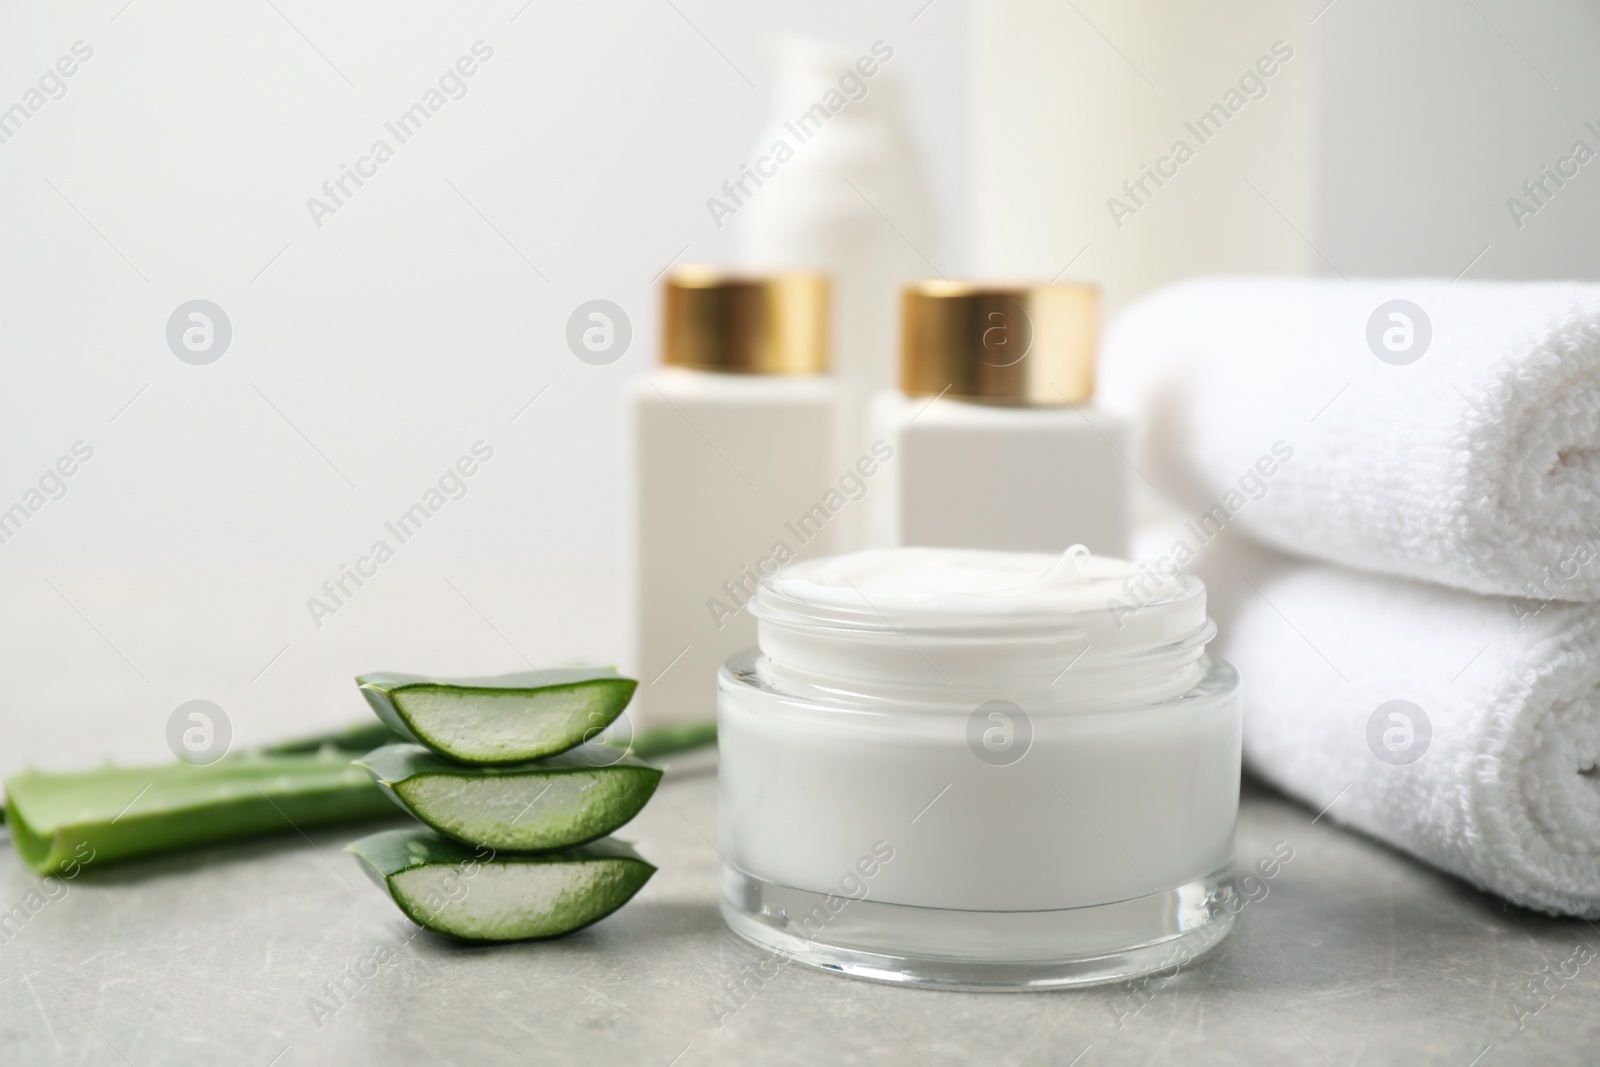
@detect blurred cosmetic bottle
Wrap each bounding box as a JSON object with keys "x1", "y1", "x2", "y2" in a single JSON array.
[
  {"x1": 622, "y1": 269, "x2": 837, "y2": 728},
  {"x1": 737, "y1": 36, "x2": 935, "y2": 552},
  {"x1": 870, "y1": 281, "x2": 1130, "y2": 556}
]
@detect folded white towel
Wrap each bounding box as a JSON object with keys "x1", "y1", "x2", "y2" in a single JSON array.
[
  {"x1": 1191, "y1": 534, "x2": 1600, "y2": 917},
  {"x1": 1102, "y1": 277, "x2": 1600, "y2": 600}
]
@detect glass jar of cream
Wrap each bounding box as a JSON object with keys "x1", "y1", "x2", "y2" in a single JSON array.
[{"x1": 717, "y1": 546, "x2": 1242, "y2": 990}]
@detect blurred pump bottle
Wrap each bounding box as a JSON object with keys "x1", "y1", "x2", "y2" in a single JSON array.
[{"x1": 738, "y1": 36, "x2": 935, "y2": 552}]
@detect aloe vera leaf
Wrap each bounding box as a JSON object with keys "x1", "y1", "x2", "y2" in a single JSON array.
[
  {"x1": 260, "y1": 720, "x2": 408, "y2": 755},
  {"x1": 627, "y1": 720, "x2": 717, "y2": 761},
  {"x1": 355, "y1": 744, "x2": 662, "y2": 852},
  {"x1": 347, "y1": 827, "x2": 655, "y2": 941},
  {"x1": 4, "y1": 751, "x2": 397, "y2": 876},
  {"x1": 356, "y1": 669, "x2": 638, "y2": 764},
  {"x1": 0, "y1": 716, "x2": 713, "y2": 876}
]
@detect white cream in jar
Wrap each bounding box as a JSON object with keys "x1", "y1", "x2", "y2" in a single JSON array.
[{"x1": 717, "y1": 546, "x2": 1242, "y2": 989}]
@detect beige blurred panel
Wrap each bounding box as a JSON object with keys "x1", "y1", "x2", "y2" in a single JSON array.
[{"x1": 971, "y1": 0, "x2": 1312, "y2": 314}]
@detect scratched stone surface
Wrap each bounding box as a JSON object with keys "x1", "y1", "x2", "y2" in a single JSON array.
[{"x1": 1, "y1": 765, "x2": 1596, "y2": 1067}]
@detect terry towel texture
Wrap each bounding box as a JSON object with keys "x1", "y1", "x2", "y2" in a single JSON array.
[
  {"x1": 1102, "y1": 277, "x2": 1600, "y2": 601},
  {"x1": 1195, "y1": 537, "x2": 1600, "y2": 918}
]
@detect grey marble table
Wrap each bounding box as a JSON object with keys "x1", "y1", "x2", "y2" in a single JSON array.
[{"x1": 1, "y1": 764, "x2": 1595, "y2": 1067}]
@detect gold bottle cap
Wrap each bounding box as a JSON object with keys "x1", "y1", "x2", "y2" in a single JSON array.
[
  {"x1": 900, "y1": 280, "x2": 1099, "y2": 405},
  {"x1": 662, "y1": 267, "x2": 830, "y2": 374}
]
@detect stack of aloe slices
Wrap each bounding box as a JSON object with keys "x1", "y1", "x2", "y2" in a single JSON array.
[
  {"x1": 346, "y1": 668, "x2": 663, "y2": 942},
  {"x1": 1, "y1": 669, "x2": 713, "y2": 886}
]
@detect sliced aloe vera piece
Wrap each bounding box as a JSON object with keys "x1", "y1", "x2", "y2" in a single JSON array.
[
  {"x1": 5, "y1": 751, "x2": 397, "y2": 876},
  {"x1": 355, "y1": 744, "x2": 662, "y2": 852},
  {"x1": 347, "y1": 827, "x2": 655, "y2": 941},
  {"x1": 357, "y1": 669, "x2": 637, "y2": 764}
]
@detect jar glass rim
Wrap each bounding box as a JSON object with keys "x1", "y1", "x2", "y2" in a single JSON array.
[
  {"x1": 750, "y1": 546, "x2": 1206, "y2": 638},
  {"x1": 747, "y1": 548, "x2": 1216, "y2": 709}
]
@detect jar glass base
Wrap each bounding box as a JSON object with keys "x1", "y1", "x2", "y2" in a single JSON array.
[{"x1": 719, "y1": 863, "x2": 1237, "y2": 992}]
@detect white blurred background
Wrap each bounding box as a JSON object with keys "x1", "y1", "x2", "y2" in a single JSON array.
[{"x1": 1, "y1": 0, "x2": 1595, "y2": 771}]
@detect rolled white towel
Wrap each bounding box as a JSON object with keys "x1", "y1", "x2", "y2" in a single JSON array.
[
  {"x1": 1102, "y1": 277, "x2": 1600, "y2": 600},
  {"x1": 1191, "y1": 534, "x2": 1600, "y2": 917}
]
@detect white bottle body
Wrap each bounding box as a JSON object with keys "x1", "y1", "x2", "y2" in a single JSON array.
[
  {"x1": 868, "y1": 390, "x2": 1131, "y2": 556},
  {"x1": 622, "y1": 369, "x2": 838, "y2": 727}
]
